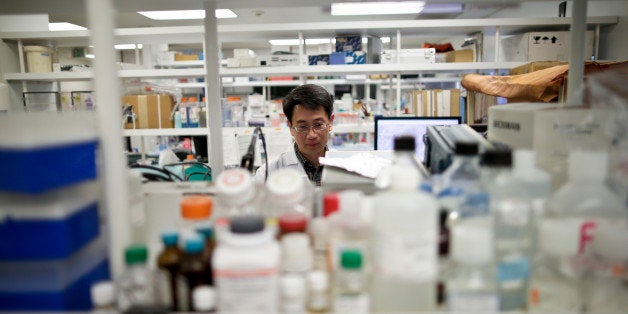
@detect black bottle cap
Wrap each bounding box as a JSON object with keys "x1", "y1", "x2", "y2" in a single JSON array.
[
  {"x1": 482, "y1": 149, "x2": 512, "y2": 167},
  {"x1": 455, "y1": 141, "x2": 478, "y2": 156},
  {"x1": 394, "y1": 135, "x2": 415, "y2": 151},
  {"x1": 230, "y1": 215, "x2": 265, "y2": 234}
]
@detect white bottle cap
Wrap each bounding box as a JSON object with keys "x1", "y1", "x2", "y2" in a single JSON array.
[
  {"x1": 568, "y1": 150, "x2": 608, "y2": 182},
  {"x1": 281, "y1": 274, "x2": 306, "y2": 298},
  {"x1": 215, "y1": 168, "x2": 255, "y2": 205},
  {"x1": 192, "y1": 285, "x2": 216, "y2": 312},
  {"x1": 90, "y1": 281, "x2": 116, "y2": 308},
  {"x1": 451, "y1": 219, "x2": 494, "y2": 265},
  {"x1": 266, "y1": 168, "x2": 305, "y2": 206},
  {"x1": 281, "y1": 233, "x2": 313, "y2": 272},
  {"x1": 307, "y1": 270, "x2": 329, "y2": 292}
]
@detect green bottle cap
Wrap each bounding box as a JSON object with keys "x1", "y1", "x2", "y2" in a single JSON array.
[
  {"x1": 125, "y1": 244, "x2": 148, "y2": 265},
  {"x1": 340, "y1": 250, "x2": 362, "y2": 269}
]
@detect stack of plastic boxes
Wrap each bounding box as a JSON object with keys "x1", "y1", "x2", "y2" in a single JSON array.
[{"x1": 0, "y1": 112, "x2": 109, "y2": 311}]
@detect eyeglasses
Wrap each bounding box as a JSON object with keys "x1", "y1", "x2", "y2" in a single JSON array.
[{"x1": 292, "y1": 123, "x2": 330, "y2": 134}]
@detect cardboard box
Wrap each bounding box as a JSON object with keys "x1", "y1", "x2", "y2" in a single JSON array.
[
  {"x1": 345, "y1": 51, "x2": 366, "y2": 64},
  {"x1": 308, "y1": 55, "x2": 330, "y2": 65},
  {"x1": 174, "y1": 53, "x2": 199, "y2": 61},
  {"x1": 413, "y1": 89, "x2": 461, "y2": 117},
  {"x1": 509, "y1": 61, "x2": 567, "y2": 75},
  {"x1": 381, "y1": 48, "x2": 436, "y2": 64},
  {"x1": 122, "y1": 94, "x2": 175, "y2": 129},
  {"x1": 330, "y1": 52, "x2": 346, "y2": 65},
  {"x1": 500, "y1": 31, "x2": 594, "y2": 62},
  {"x1": 444, "y1": 49, "x2": 474, "y2": 62},
  {"x1": 335, "y1": 35, "x2": 362, "y2": 52}
]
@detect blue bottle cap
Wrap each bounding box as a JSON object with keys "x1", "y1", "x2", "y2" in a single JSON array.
[
  {"x1": 184, "y1": 234, "x2": 205, "y2": 253},
  {"x1": 161, "y1": 231, "x2": 179, "y2": 247}
]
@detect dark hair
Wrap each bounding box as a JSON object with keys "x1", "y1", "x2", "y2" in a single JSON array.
[{"x1": 282, "y1": 84, "x2": 334, "y2": 123}]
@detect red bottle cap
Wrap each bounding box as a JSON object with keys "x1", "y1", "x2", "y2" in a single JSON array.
[
  {"x1": 323, "y1": 192, "x2": 340, "y2": 217},
  {"x1": 278, "y1": 213, "x2": 308, "y2": 233}
]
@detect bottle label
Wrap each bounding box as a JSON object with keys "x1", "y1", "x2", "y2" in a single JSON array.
[
  {"x1": 373, "y1": 230, "x2": 437, "y2": 281},
  {"x1": 215, "y1": 267, "x2": 279, "y2": 312},
  {"x1": 497, "y1": 257, "x2": 530, "y2": 288},
  {"x1": 333, "y1": 293, "x2": 369, "y2": 314},
  {"x1": 448, "y1": 290, "x2": 498, "y2": 312},
  {"x1": 540, "y1": 218, "x2": 600, "y2": 256}
]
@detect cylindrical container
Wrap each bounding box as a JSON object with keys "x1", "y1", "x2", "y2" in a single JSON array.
[
  {"x1": 24, "y1": 46, "x2": 53, "y2": 73},
  {"x1": 180, "y1": 195, "x2": 212, "y2": 240},
  {"x1": 213, "y1": 215, "x2": 280, "y2": 313}
]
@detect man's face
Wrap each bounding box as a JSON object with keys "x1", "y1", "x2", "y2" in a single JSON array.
[{"x1": 288, "y1": 105, "x2": 334, "y2": 160}]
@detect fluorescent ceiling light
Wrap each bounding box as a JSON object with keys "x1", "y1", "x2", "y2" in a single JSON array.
[
  {"x1": 85, "y1": 54, "x2": 95, "y2": 59},
  {"x1": 422, "y1": 3, "x2": 464, "y2": 14},
  {"x1": 49, "y1": 22, "x2": 86, "y2": 31},
  {"x1": 115, "y1": 44, "x2": 143, "y2": 50},
  {"x1": 331, "y1": 1, "x2": 425, "y2": 16},
  {"x1": 380, "y1": 37, "x2": 391, "y2": 43},
  {"x1": 269, "y1": 38, "x2": 331, "y2": 46},
  {"x1": 138, "y1": 9, "x2": 237, "y2": 20}
]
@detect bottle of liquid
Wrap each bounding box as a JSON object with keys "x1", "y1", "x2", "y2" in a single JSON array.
[
  {"x1": 156, "y1": 231, "x2": 183, "y2": 311},
  {"x1": 196, "y1": 225, "x2": 215, "y2": 284},
  {"x1": 532, "y1": 150, "x2": 626, "y2": 312},
  {"x1": 447, "y1": 219, "x2": 498, "y2": 312},
  {"x1": 482, "y1": 149, "x2": 532, "y2": 311},
  {"x1": 333, "y1": 249, "x2": 369, "y2": 314},
  {"x1": 91, "y1": 281, "x2": 116, "y2": 313},
  {"x1": 213, "y1": 215, "x2": 280, "y2": 312},
  {"x1": 192, "y1": 285, "x2": 216, "y2": 313},
  {"x1": 180, "y1": 97, "x2": 189, "y2": 128},
  {"x1": 117, "y1": 245, "x2": 168, "y2": 313},
  {"x1": 307, "y1": 270, "x2": 331, "y2": 313},
  {"x1": 174, "y1": 111, "x2": 182, "y2": 128},
  {"x1": 178, "y1": 234, "x2": 212, "y2": 312},
  {"x1": 281, "y1": 233, "x2": 313, "y2": 276},
  {"x1": 189, "y1": 97, "x2": 200, "y2": 128},
  {"x1": 371, "y1": 135, "x2": 439, "y2": 312},
  {"x1": 280, "y1": 274, "x2": 307, "y2": 314}
]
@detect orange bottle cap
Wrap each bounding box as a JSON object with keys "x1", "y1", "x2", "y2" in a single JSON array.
[
  {"x1": 181, "y1": 97, "x2": 188, "y2": 102},
  {"x1": 186, "y1": 154, "x2": 195, "y2": 160},
  {"x1": 227, "y1": 96, "x2": 241, "y2": 101},
  {"x1": 202, "y1": 97, "x2": 206, "y2": 102},
  {"x1": 181, "y1": 195, "x2": 212, "y2": 219},
  {"x1": 189, "y1": 97, "x2": 197, "y2": 102}
]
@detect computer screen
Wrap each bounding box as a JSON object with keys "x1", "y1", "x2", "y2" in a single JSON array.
[{"x1": 375, "y1": 116, "x2": 461, "y2": 162}]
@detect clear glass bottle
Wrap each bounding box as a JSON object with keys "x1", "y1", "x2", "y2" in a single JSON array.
[
  {"x1": 117, "y1": 245, "x2": 168, "y2": 313},
  {"x1": 482, "y1": 149, "x2": 532, "y2": 311},
  {"x1": 371, "y1": 135, "x2": 438, "y2": 312},
  {"x1": 333, "y1": 249, "x2": 369, "y2": 314}
]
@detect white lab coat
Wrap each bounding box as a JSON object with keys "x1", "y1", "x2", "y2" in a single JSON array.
[{"x1": 254, "y1": 144, "x2": 309, "y2": 184}]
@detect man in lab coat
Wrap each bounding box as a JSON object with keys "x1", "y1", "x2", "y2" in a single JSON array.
[{"x1": 254, "y1": 84, "x2": 335, "y2": 186}]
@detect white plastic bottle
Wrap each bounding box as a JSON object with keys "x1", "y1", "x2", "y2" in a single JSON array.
[
  {"x1": 281, "y1": 233, "x2": 313, "y2": 276},
  {"x1": 280, "y1": 274, "x2": 307, "y2": 314},
  {"x1": 333, "y1": 249, "x2": 369, "y2": 314},
  {"x1": 214, "y1": 168, "x2": 258, "y2": 219},
  {"x1": 307, "y1": 270, "x2": 331, "y2": 313},
  {"x1": 192, "y1": 285, "x2": 216, "y2": 313},
  {"x1": 482, "y1": 149, "x2": 532, "y2": 311},
  {"x1": 264, "y1": 168, "x2": 311, "y2": 218},
  {"x1": 371, "y1": 135, "x2": 439, "y2": 312},
  {"x1": 532, "y1": 150, "x2": 626, "y2": 312},
  {"x1": 446, "y1": 219, "x2": 498, "y2": 312},
  {"x1": 213, "y1": 215, "x2": 280, "y2": 313}
]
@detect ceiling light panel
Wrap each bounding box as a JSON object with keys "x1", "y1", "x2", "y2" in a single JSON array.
[
  {"x1": 331, "y1": 1, "x2": 425, "y2": 16},
  {"x1": 49, "y1": 22, "x2": 87, "y2": 31},
  {"x1": 138, "y1": 9, "x2": 237, "y2": 20}
]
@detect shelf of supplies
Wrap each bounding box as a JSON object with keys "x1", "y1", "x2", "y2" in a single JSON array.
[
  {"x1": 3, "y1": 64, "x2": 514, "y2": 83},
  {"x1": 156, "y1": 60, "x2": 205, "y2": 68},
  {"x1": 123, "y1": 128, "x2": 209, "y2": 137}
]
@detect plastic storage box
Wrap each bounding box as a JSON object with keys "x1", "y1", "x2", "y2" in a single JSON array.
[
  {"x1": 0, "y1": 112, "x2": 98, "y2": 193},
  {"x1": 0, "y1": 235, "x2": 109, "y2": 311},
  {"x1": 0, "y1": 181, "x2": 100, "y2": 260}
]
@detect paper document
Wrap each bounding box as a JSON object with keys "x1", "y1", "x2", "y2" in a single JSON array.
[{"x1": 319, "y1": 153, "x2": 392, "y2": 179}]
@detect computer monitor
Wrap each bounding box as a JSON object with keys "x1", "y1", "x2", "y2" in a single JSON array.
[{"x1": 374, "y1": 116, "x2": 461, "y2": 163}]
